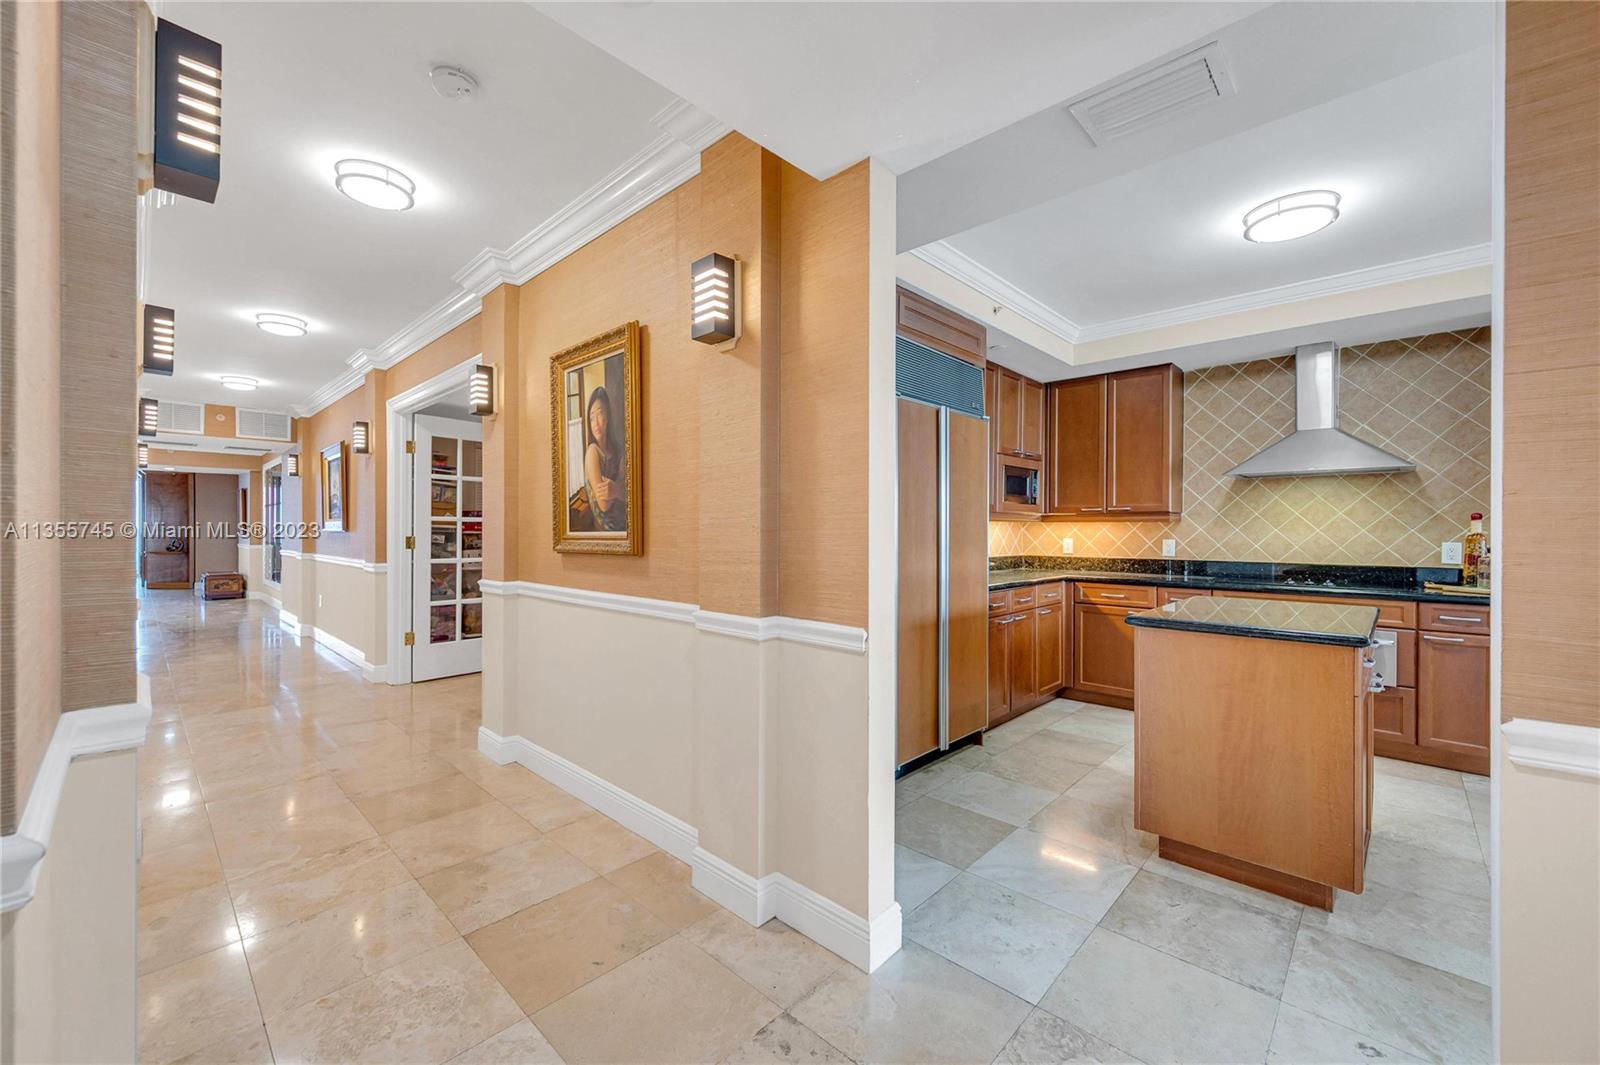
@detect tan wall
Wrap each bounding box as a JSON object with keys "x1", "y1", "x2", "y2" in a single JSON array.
[
  {"x1": 990, "y1": 329, "x2": 1492, "y2": 568},
  {"x1": 145, "y1": 448, "x2": 266, "y2": 473},
  {"x1": 298, "y1": 385, "x2": 377, "y2": 562},
  {"x1": 0, "y1": 750, "x2": 139, "y2": 1065},
  {"x1": 309, "y1": 558, "x2": 385, "y2": 666},
  {"x1": 193, "y1": 472, "x2": 242, "y2": 575},
  {"x1": 202, "y1": 403, "x2": 237, "y2": 438}
]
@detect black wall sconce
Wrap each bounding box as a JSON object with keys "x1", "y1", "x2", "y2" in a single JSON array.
[
  {"x1": 138, "y1": 443, "x2": 149, "y2": 469},
  {"x1": 691, "y1": 253, "x2": 739, "y2": 347},
  {"x1": 285, "y1": 453, "x2": 299, "y2": 477},
  {"x1": 468, "y1": 364, "x2": 496, "y2": 417},
  {"x1": 352, "y1": 421, "x2": 370, "y2": 454},
  {"x1": 142, "y1": 305, "x2": 175, "y2": 376},
  {"x1": 138, "y1": 397, "x2": 159, "y2": 437},
  {"x1": 153, "y1": 19, "x2": 223, "y2": 203}
]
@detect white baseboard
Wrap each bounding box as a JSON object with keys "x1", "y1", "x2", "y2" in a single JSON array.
[
  {"x1": 278, "y1": 610, "x2": 310, "y2": 636},
  {"x1": 362, "y1": 661, "x2": 388, "y2": 684},
  {"x1": 312, "y1": 625, "x2": 369, "y2": 671},
  {"x1": 477, "y1": 726, "x2": 900, "y2": 971},
  {"x1": 248, "y1": 589, "x2": 279, "y2": 608}
]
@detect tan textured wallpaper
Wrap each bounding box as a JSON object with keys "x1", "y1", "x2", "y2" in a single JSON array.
[{"x1": 991, "y1": 328, "x2": 1491, "y2": 567}]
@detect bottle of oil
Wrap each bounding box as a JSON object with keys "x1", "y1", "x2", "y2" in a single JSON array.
[{"x1": 1463, "y1": 513, "x2": 1487, "y2": 587}]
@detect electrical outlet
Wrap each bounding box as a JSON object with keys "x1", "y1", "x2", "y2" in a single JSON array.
[
  {"x1": 1061, "y1": 536, "x2": 1074, "y2": 555},
  {"x1": 1441, "y1": 541, "x2": 1464, "y2": 565},
  {"x1": 317, "y1": 593, "x2": 323, "y2": 608},
  {"x1": 1161, "y1": 539, "x2": 1177, "y2": 558}
]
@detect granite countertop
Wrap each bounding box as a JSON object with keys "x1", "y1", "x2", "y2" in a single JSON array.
[
  {"x1": 1125, "y1": 596, "x2": 1381, "y2": 648},
  {"x1": 988, "y1": 567, "x2": 1490, "y2": 605}
]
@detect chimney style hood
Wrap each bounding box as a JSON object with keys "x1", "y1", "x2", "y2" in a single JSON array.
[{"x1": 1227, "y1": 342, "x2": 1417, "y2": 479}]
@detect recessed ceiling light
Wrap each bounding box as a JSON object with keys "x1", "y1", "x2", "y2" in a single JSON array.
[
  {"x1": 1243, "y1": 190, "x2": 1341, "y2": 243},
  {"x1": 334, "y1": 158, "x2": 415, "y2": 211},
  {"x1": 255, "y1": 312, "x2": 308, "y2": 337},
  {"x1": 220, "y1": 374, "x2": 258, "y2": 391}
]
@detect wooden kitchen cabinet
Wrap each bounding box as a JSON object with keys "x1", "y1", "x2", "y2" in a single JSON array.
[
  {"x1": 1046, "y1": 364, "x2": 1182, "y2": 520},
  {"x1": 1417, "y1": 631, "x2": 1491, "y2": 773},
  {"x1": 1372, "y1": 686, "x2": 1418, "y2": 746},
  {"x1": 988, "y1": 614, "x2": 1011, "y2": 720},
  {"x1": 897, "y1": 286, "x2": 986, "y2": 366},
  {"x1": 987, "y1": 583, "x2": 1069, "y2": 728},
  {"x1": 993, "y1": 369, "x2": 1045, "y2": 460},
  {"x1": 1036, "y1": 602, "x2": 1069, "y2": 693},
  {"x1": 1073, "y1": 602, "x2": 1137, "y2": 706},
  {"x1": 1046, "y1": 376, "x2": 1107, "y2": 516},
  {"x1": 1020, "y1": 379, "x2": 1046, "y2": 459},
  {"x1": 1157, "y1": 588, "x2": 1212, "y2": 605}
]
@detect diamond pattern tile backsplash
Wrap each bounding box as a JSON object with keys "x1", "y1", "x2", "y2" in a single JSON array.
[{"x1": 989, "y1": 328, "x2": 1491, "y2": 568}]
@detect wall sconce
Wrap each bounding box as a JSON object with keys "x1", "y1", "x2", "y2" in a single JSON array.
[
  {"x1": 285, "y1": 453, "x2": 299, "y2": 477},
  {"x1": 691, "y1": 253, "x2": 739, "y2": 347},
  {"x1": 138, "y1": 443, "x2": 149, "y2": 468},
  {"x1": 138, "y1": 397, "x2": 159, "y2": 437},
  {"x1": 468, "y1": 364, "x2": 495, "y2": 416},
  {"x1": 142, "y1": 305, "x2": 176, "y2": 376},
  {"x1": 153, "y1": 19, "x2": 223, "y2": 203},
  {"x1": 352, "y1": 421, "x2": 370, "y2": 454}
]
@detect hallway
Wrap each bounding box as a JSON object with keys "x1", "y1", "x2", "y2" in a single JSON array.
[{"x1": 134, "y1": 591, "x2": 848, "y2": 1064}]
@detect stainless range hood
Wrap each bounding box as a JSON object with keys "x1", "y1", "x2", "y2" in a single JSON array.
[{"x1": 1227, "y1": 342, "x2": 1416, "y2": 478}]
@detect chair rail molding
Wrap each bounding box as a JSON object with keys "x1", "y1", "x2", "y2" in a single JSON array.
[
  {"x1": 1502, "y1": 718, "x2": 1600, "y2": 779},
  {"x1": 0, "y1": 678, "x2": 153, "y2": 912}
]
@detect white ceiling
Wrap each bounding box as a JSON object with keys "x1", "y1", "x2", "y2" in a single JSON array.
[
  {"x1": 142, "y1": 2, "x2": 679, "y2": 411},
  {"x1": 536, "y1": 1, "x2": 1267, "y2": 180}
]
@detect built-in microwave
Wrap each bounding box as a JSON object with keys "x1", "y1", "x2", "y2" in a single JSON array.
[{"x1": 1000, "y1": 460, "x2": 1040, "y2": 509}]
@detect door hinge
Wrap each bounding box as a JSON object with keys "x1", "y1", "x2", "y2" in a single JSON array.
[
  {"x1": 405, "y1": 440, "x2": 416, "y2": 454},
  {"x1": 404, "y1": 631, "x2": 415, "y2": 646},
  {"x1": 404, "y1": 535, "x2": 415, "y2": 550}
]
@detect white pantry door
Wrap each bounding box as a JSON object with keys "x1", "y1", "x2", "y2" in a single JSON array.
[{"x1": 410, "y1": 414, "x2": 484, "y2": 681}]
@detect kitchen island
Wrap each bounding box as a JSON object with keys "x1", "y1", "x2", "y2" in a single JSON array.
[{"x1": 1126, "y1": 596, "x2": 1381, "y2": 910}]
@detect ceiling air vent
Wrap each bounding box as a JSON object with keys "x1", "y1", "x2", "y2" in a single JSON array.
[
  {"x1": 157, "y1": 399, "x2": 204, "y2": 433},
  {"x1": 236, "y1": 408, "x2": 291, "y2": 441},
  {"x1": 1067, "y1": 41, "x2": 1234, "y2": 147}
]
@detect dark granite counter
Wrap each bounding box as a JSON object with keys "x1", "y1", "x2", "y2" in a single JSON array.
[
  {"x1": 1126, "y1": 596, "x2": 1380, "y2": 648},
  {"x1": 987, "y1": 557, "x2": 1490, "y2": 606}
]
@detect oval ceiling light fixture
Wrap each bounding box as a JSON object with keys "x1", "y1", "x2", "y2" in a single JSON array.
[
  {"x1": 220, "y1": 374, "x2": 258, "y2": 391},
  {"x1": 334, "y1": 158, "x2": 416, "y2": 211},
  {"x1": 255, "y1": 312, "x2": 308, "y2": 337},
  {"x1": 1243, "y1": 190, "x2": 1341, "y2": 243}
]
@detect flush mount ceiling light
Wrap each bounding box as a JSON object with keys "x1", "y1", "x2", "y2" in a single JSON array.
[
  {"x1": 220, "y1": 374, "x2": 258, "y2": 392},
  {"x1": 334, "y1": 158, "x2": 416, "y2": 211},
  {"x1": 255, "y1": 312, "x2": 307, "y2": 337},
  {"x1": 1243, "y1": 190, "x2": 1341, "y2": 243}
]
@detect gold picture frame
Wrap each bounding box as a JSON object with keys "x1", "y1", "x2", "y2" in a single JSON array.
[
  {"x1": 550, "y1": 322, "x2": 642, "y2": 555},
  {"x1": 320, "y1": 441, "x2": 348, "y2": 532}
]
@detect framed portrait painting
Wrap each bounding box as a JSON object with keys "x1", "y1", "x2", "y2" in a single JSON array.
[
  {"x1": 320, "y1": 440, "x2": 348, "y2": 532},
  {"x1": 550, "y1": 321, "x2": 641, "y2": 555}
]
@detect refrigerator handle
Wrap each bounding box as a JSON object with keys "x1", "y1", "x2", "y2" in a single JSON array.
[{"x1": 937, "y1": 407, "x2": 951, "y2": 751}]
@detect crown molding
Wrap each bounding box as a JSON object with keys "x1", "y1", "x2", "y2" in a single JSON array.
[
  {"x1": 293, "y1": 100, "x2": 727, "y2": 419},
  {"x1": 909, "y1": 241, "x2": 1494, "y2": 351},
  {"x1": 909, "y1": 241, "x2": 1085, "y2": 343}
]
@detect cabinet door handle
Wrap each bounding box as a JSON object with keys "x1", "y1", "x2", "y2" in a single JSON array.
[
  {"x1": 1108, "y1": 506, "x2": 1133, "y2": 512},
  {"x1": 1422, "y1": 634, "x2": 1467, "y2": 643},
  {"x1": 1014, "y1": 596, "x2": 1033, "y2": 604},
  {"x1": 1038, "y1": 608, "x2": 1052, "y2": 616},
  {"x1": 1437, "y1": 615, "x2": 1484, "y2": 624},
  {"x1": 1098, "y1": 592, "x2": 1127, "y2": 600},
  {"x1": 1362, "y1": 656, "x2": 1376, "y2": 668}
]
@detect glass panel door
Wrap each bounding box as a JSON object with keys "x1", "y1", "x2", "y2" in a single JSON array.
[{"x1": 412, "y1": 413, "x2": 484, "y2": 681}]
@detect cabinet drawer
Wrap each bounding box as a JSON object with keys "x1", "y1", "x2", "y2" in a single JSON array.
[
  {"x1": 1035, "y1": 581, "x2": 1066, "y2": 605},
  {"x1": 988, "y1": 589, "x2": 1012, "y2": 615},
  {"x1": 1420, "y1": 602, "x2": 1492, "y2": 635},
  {"x1": 1157, "y1": 587, "x2": 1211, "y2": 605},
  {"x1": 1008, "y1": 586, "x2": 1041, "y2": 610},
  {"x1": 1226, "y1": 591, "x2": 1417, "y2": 628},
  {"x1": 1075, "y1": 583, "x2": 1157, "y2": 608}
]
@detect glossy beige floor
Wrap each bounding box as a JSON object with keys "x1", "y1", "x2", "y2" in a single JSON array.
[{"x1": 135, "y1": 591, "x2": 851, "y2": 1065}]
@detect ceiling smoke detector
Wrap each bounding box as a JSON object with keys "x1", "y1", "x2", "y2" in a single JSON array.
[{"x1": 430, "y1": 65, "x2": 478, "y2": 101}]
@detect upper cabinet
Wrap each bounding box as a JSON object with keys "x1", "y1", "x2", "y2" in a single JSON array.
[
  {"x1": 896, "y1": 286, "x2": 985, "y2": 366},
  {"x1": 994, "y1": 369, "x2": 1045, "y2": 459},
  {"x1": 1047, "y1": 364, "x2": 1183, "y2": 521}
]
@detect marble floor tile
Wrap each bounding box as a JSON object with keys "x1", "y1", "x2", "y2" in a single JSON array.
[
  {"x1": 228, "y1": 836, "x2": 412, "y2": 936},
  {"x1": 448, "y1": 757, "x2": 572, "y2": 806},
  {"x1": 445, "y1": 1020, "x2": 566, "y2": 1065},
  {"x1": 682, "y1": 910, "x2": 846, "y2": 1009},
  {"x1": 1304, "y1": 878, "x2": 1492, "y2": 984},
  {"x1": 995, "y1": 1008, "x2": 1141, "y2": 1065},
  {"x1": 509, "y1": 787, "x2": 595, "y2": 833},
  {"x1": 896, "y1": 796, "x2": 1016, "y2": 868},
  {"x1": 1039, "y1": 928, "x2": 1279, "y2": 1065},
  {"x1": 603, "y1": 850, "x2": 719, "y2": 930},
  {"x1": 464, "y1": 876, "x2": 672, "y2": 1014},
  {"x1": 895, "y1": 756, "x2": 974, "y2": 806},
  {"x1": 967, "y1": 828, "x2": 1139, "y2": 923},
  {"x1": 1373, "y1": 773, "x2": 1473, "y2": 823},
  {"x1": 349, "y1": 772, "x2": 497, "y2": 835},
  {"x1": 1101, "y1": 869, "x2": 1300, "y2": 995},
  {"x1": 1280, "y1": 927, "x2": 1492, "y2": 1064},
  {"x1": 139, "y1": 837, "x2": 225, "y2": 909},
  {"x1": 266, "y1": 938, "x2": 523, "y2": 1065},
  {"x1": 211, "y1": 800, "x2": 379, "y2": 881},
  {"x1": 1047, "y1": 709, "x2": 1135, "y2": 747},
  {"x1": 417, "y1": 837, "x2": 596, "y2": 933},
  {"x1": 1139, "y1": 855, "x2": 1305, "y2": 921},
  {"x1": 724, "y1": 1013, "x2": 852, "y2": 1065},
  {"x1": 1371, "y1": 804, "x2": 1488, "y2": 864},
  {"x1": 138, "y1": 943, "x2": 264, "y2": 1065},
  {"x1": 139, "y1": 880, "x2": 241, "y2": 975},
  {"x1": 328, "y1": 753, "x2": 465, "y2": 799},
  {"x1": 205, "y1": 774, "x2": 351, "y2": 834},
  {"x1": 1374, "y1": 757, "x2": 1464, "y2": 788},
  {"x1": 243, "y1": 879, "x2": 460, "y2": 1018},
  {"x1": 1266, "y1": 1003, "x2": 1423, "y2": 1064},
  {"x1": 894, "y1": 843, "x2": 960, "y2": 913},
  {"x1": 141, "y1": 799, "x2": 215, "y2": 856},
  {"x1": 904, "y1": 873, "x2": 1093, "y2": 1004},
  {"x1": 383, "y1": 800, "x2": 539, "y2": 878},
  {"x1": 1027, "y1": 794, "x2": 1156, "y2": 867},
  {"x1": 163, "y1": 1023, "x2": 275, "y2": 1065},
  {"x1": 532, "y1": 937, "x2": 781, "y2": 1065},
  {"x1": 1061, "y1": 766, "x2": 1136, "y2": 811},
  {"x1": 1362, "y1": 835, "x2": 1489, "y2": 903},
  {"x1": 789, "y1": 940, "x2": 1031, "y2": 1065},
  {"x1": 1015, "y1": 728, "x2": 1122, "y2": 771},
  {"x1": 545, "y1": 812, "x2": 658, "y2": 873},
  {"x1": 933, "y1": 769, "x2": 1060, "y2": 826}
]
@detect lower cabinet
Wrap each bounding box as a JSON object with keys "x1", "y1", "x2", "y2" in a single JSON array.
[
  {"x1": 988, "y1": 614, "x2": 1011, "y2": 720},
  {"x1": 1372, "y1": 686, "x2": 1418, "y2": 746},
  {"x1": 1036, "y1": 603, "x2": 1068, "y2": 692},
  {"x1": 1072, "y1": 603, "x2": 1137, "y2": 704},
  {"x1": 1417, "y1": 631, "x2": 1491, "y2": 773},
  {"x1": 989, "y1": 600, "x2": 1068, "y2": 727}
]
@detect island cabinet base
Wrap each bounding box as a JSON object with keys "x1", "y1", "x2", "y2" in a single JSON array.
[{"x1": 1158, "y1": 838, "x2": 1335, "y2": 911}]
